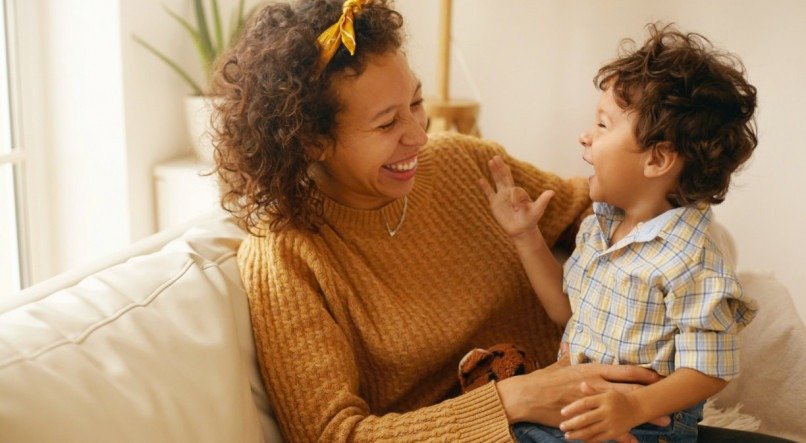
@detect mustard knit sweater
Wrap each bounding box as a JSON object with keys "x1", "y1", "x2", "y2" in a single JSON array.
[{"x1": 239, "y1": 133, "x2": 591, "y2": 442}]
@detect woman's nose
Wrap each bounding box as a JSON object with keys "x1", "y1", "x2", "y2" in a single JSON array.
[{"x1": 404, "y1": 114, "x2": 429, "y2": 147}]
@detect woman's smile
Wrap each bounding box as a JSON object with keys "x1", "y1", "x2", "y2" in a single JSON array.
[{"x1": 382, "y1": 155, "x2": 418, "y2": 180}]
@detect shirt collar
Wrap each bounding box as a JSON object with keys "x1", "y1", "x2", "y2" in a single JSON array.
[{"x1": 593, "y1": 202, "x2": 712, "y2": 248}]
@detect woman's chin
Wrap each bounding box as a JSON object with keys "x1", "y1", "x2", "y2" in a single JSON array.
[{"x1": 388, "y1": 181, "x2": 415, "y2": 201}]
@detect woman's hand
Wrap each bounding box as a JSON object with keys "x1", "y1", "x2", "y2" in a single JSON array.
[
  {"x1": 478, "y1": 155, "x2": 554, "y2": 241},
  {"x1": 495, "y1": 354, "x2": 669, "y2": 430}
]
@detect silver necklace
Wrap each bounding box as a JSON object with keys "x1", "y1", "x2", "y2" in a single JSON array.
[{"x1": 383, "y1": 196, "x2": 408, "y2": 237}]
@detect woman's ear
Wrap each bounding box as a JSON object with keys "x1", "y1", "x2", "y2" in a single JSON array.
[
  {"x1": 644, "y1": 142, "x2": 682, "y2": 179},
  {"x1": 306, "y1": 140, "x2": 332, "y2": 162}
]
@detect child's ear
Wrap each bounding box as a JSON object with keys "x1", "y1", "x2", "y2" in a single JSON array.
[{"x1": 644, "y1": 142, "x2": 682, "y2": 178}]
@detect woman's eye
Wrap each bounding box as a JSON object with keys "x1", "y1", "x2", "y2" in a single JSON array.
[
  {"x1": 379, "y1": 119, "x2": 397, "y2": 130},
  {"x1": 378, "y1": 99, "x2": 423, "y2": 130},
  {"x1": 597, "y1": 122, "x2": 606, "y2": 128}
]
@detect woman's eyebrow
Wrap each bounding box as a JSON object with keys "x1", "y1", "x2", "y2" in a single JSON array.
[
  {"x1": 370, "y1": 105, "x2": 396, "y2": 123},
  {"x1": 369, "y1": 82, "x2": 423, "y2": 123}
]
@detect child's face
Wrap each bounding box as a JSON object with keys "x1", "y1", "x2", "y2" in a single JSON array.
[{"x1": 578, "y1": 86, "x2": 648, "y2": 208}]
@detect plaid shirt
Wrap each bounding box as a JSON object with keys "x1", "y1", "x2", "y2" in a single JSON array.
[{"x1": 562, "y1": 202, "x2": 758, "y2": 380}]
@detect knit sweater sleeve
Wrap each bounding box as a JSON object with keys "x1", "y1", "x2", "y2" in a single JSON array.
[
  {"x1": 437, "y1": 133, "x2": 592, "y2": 248},
  {"x1": 239, "y1": 233, "x2": 513, "y2": 443}
]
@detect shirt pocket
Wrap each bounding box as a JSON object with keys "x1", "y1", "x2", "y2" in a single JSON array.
[{"x1": 611, "y1": 266, "x2": 668, "y2": 364}]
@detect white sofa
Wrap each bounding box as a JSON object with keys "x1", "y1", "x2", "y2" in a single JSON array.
[{"x1": 1, "y1": 211, "x2": 804, "y2": 442}]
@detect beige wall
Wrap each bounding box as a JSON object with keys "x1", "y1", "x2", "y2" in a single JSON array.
[
  {"x1": 18, "y1": 0, "x2": 253, "y2": 281},
  {"x1": 21, "y1": 0, "x2": 804, "y2": 322},
  {"x1": 398, "y1": 0, "x2": 806, "y2": 321}
]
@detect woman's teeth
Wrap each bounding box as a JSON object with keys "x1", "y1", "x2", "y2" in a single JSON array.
[{"x1": 384, "y1": 157, "x2": 417, "y2": 172}]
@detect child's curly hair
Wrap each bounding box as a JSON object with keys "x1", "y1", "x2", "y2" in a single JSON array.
[
  {"x1": 595, "y1": 23, "x2": 757, "y2": 207},
  {"x1": 212, "y1": 0, "x2": 403, "y2": 234}
]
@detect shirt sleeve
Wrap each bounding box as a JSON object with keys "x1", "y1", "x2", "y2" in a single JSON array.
[
  {"x1": 238, "y1": 234, "x2": 513, "y2": 443},
  {"x1": 665, "y1": 253, "x2": 759, "y2": 380}
]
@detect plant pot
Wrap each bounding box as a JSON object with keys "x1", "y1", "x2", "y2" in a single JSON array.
[{"x1": 185, "y1": 95, "x2": 221, "y2": 164}]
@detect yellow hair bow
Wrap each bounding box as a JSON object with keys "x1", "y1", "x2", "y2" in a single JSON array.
[{"x1": 316, "y1": 0, "x2": 370, "y2": 72}]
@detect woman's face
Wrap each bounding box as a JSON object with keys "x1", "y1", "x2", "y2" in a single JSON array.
[{"x1": 315, "y1": 50, "x2": 428, "y2": 210}]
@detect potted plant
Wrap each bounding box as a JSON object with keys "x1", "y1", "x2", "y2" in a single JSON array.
[{"x1": 134, "y1": 0, "x2": 257, "y2": 164}]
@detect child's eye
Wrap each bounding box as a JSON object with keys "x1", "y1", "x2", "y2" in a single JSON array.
[{"x1": 597, "y1": 122, "x2": 607, "y2": 128}]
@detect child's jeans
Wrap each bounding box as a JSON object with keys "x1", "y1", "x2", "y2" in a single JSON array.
[{"x1": 511, "y1": 402, "x2": 703, "y2": 443}]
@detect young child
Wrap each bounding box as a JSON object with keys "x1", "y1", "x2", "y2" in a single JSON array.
[{"x1": 480, "y1": 24, "x2": 759, "y2": 442}]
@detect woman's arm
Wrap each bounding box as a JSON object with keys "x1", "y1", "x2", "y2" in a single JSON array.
[{"x1": 495, "y1": 354, "x2": 666, "y2": 426}]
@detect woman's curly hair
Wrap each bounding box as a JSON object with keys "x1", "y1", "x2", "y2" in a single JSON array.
[
  {"x1": 212, "y1": 0, "x2": 404, "y2": 234},
  {"x1": 595, "y1": 23, "x2": 758, "y2": 207}
]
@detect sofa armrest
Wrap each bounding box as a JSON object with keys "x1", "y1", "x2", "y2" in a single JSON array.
[
  {"x1": 4, "y1": 210, "x2": 226, "y2": 313},
  {"x1": 0, "y1": 210, "x2": 282, "y2": 443}
]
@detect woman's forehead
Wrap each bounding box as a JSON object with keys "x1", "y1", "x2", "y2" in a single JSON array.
[{"x1": 332, "y1": 51, "x2": 419, "y2": 121}]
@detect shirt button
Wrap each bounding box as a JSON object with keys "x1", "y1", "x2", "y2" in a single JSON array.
[{"x1": 576, "y1": 324, "x2": 584, "y2": 332}]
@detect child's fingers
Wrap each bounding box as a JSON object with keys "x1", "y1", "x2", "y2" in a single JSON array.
[
  {"x1": 613, "y1": 432, "x2": 639, "y2": 443},
  {"x1": 509, "y1": 187, "x2": 532, "y2": 207},
  {"x1": 532, "y1": 190, "x2": 555, "y2": 216},
  {"x1": 560, "y1": 394, "x2": 598, "y2": 418},
  {"x1": 488, "y1": 156, "x2": 515, "y2": 188},
  {"x1": 560, "y1": 399, "x2": 608, "y2": 441},
  {"x1": 557, "y1": 342, "x2": 570, "y2": 360},
  {"x1": 646, "y1": 415, "x2": 672, "y2": 427},
  {"x1": 561, "y1": 414, "x2": 606, "y2": 442},
  {"x1": 477, "y1": 178, "x2": 496, "y2": 200}
]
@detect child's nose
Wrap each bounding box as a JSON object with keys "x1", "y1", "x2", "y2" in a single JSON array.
[{"x1": 578, "y1": 131, "x2": 591, "y2": 148}]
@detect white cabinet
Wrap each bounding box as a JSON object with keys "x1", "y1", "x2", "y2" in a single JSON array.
[{"x1": 153, "y1": 156, "x2": 220, "y2": 230}]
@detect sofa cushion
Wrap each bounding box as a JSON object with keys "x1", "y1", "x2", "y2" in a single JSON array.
[
  {"x1": 712, "y1": 271, "x2": 806, "y2": 441},
  {"x1": 0, "y1": 214, "x2": 281, "y2": 443}
]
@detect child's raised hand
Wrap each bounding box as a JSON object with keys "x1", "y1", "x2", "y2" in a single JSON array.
[{"x1": 478, "y1": 155, "x2": 554, "y2": 240}]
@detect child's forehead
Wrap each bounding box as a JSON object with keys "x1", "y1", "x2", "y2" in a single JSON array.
[
  {"x1": 595, "y1": 89, "x2": 641, "y2": 127},
  {"x1": 598, "y1": 87, "x2": 627, "y2": 114},
  {"x1": 602, "y1": 82, "x2": 646, "y2": 117}
]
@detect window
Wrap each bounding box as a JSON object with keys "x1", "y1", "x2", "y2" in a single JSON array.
[{"x1": 0, "y1": 0, "x2": 27, "y2": 294}]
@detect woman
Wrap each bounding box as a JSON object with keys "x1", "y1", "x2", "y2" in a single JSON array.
[{"x1": 213, "y1": 1, "x2": 669, "y2": 441}]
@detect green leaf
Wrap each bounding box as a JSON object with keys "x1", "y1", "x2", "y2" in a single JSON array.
[
  {"x1": 162, "y1": 6, "x2": 211, "y2": 77},
  {"x1": 236, "y1": 0, "x2": 246, "y2": 28},
  {"x1": 227, "y1": 0, "x2": 243, "y2": 48},
  {"x1": 132, "y1": 35, "x2": 204, "y2": 95},
  {"x1": 210, "y1": 0, "x2": 224, "y2": 55},
  {"x1": 193, "y1": 0, "x2": 216, "y2": 72},
  {"x1": 135, "y1": 1, "x2": 263, "y2": 95}
]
